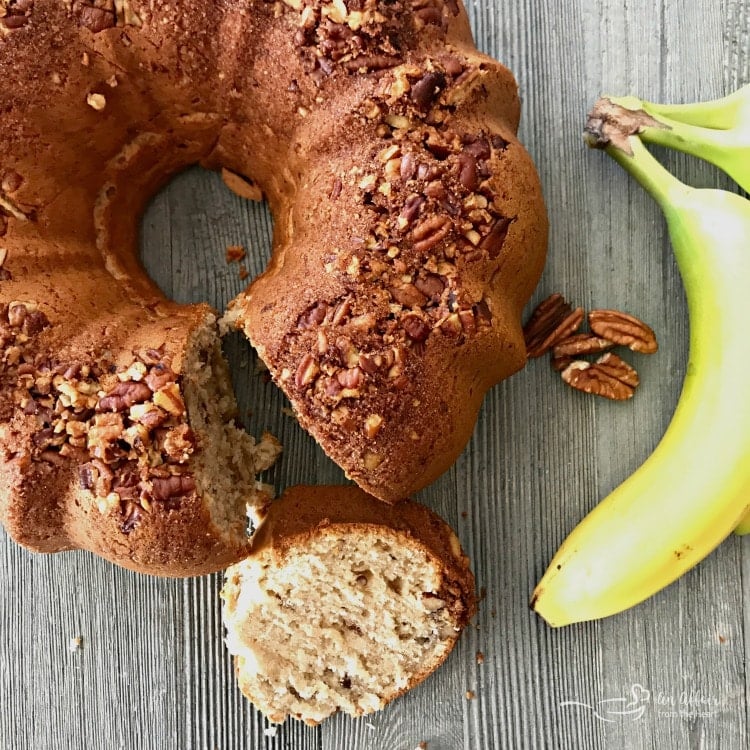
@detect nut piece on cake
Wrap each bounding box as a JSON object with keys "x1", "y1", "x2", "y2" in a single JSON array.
[{"x1": 221, "y1": 486, "x2": 476, "y2": 725}]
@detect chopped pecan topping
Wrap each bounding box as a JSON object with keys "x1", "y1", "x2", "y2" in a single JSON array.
[
  {"x1": 364, "y1": 413, "x2": 384, "y2": 439},
  {"x1": 589, "y1": 309, "x2": 658, "y2": 354},
  {"x1": 411, "y1": 214, "x2": 452, "y2": 253},
  {"x1": 1, "y1": 171, "x2": 23, "y2": 194},
  {"x1": 402, "y1": 314, "x2": 430, "y2": 342},
  {"x1": 97, "y1": 380, "x2": 152, "y2": 412},
  {"x1": 162, "y1": 424, "x2": 196, "y2": 463},
  {"x1": 120, "y1": 502, "x2": 142, "y2": 534},
  {"x1": 297, "y1": 301, "x2": 329, "y2": 329},
  {"x1": 153, "y1": 383, "x2": 185, "y2": 416},
  {"x1": 151, "y1": 474, "x2": 196, "y2": 501},
  {"x1": 0, "y1": 0, "x2": 33, "y2": 31},
  {"x1": 411, "y1": 71, "x2": 446, "y2": 110},
  {"x1": 295, "y1": 353, "x2": 319, "y2": 389},
  {"x1": 72, "y1": 1, "x2": 116, "y2": 33},
  {"x1": 144, "y1": 362, "x2": 175, "y2": 392}
]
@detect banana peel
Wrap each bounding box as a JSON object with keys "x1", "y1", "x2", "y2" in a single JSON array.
[{"x1": 530, "y1": 101, "x2": 750, "y2": 627}]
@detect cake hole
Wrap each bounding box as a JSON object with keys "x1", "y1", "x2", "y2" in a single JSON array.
[{"x1": 139, "y1": 165, "x2": 350, "y2": 493}]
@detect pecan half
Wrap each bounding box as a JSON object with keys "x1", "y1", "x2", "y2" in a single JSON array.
[
  {"x1": 151, "y1": 474, "x2": 196, "y2": 501},
  {"x1": 411, "y1": 71, "x2": 446, "y2": 110},
  {"x1": 595, "y1": 352, "x2": 640, "y2": 388},
  {"x1": 412, "y1": 215, "x2": 452, "y2": 253},
  {"x1": 560, "y1": 357, "x2": 637, "y2": 401},
  {"x1": 588, "y1": 309, "x2": 658, "y2": 354},
  {"x1": 552, "y1": 332, "x2": 614, "y2": 358},
  {"x1": 523, "y1": 294, "x2": 584, "y2": 358},
  {"x1": 73, "y1": 1, "x2": 116, "y2": 33}
]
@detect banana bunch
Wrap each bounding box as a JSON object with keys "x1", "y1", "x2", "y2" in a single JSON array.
[{"x1": 531, "y1": 88, "x2": 750, "y2": 627}]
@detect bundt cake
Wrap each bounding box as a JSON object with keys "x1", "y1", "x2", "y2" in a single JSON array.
[
  {"x1": 222, "y1": 485, "x2": 476, "y2": 724},
  {"x1": 0, "y1": 0, "x2": 546, "y2": 572}
]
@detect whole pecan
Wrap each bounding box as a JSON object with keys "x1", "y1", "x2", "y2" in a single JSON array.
[{"x1": 588, "y1": 309, "x2": 658, "y2": 354}]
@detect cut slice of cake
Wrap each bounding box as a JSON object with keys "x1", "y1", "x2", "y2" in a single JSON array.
[{"x1": 222, "y1": 486, "x2": 476, "y2": 724}]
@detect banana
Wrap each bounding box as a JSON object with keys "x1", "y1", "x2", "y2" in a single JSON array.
[
  {"x1": 602, "y1": 85, "x2": 750, "y2": 193},
  {"x1": 530, "y1": 101, "x2": 750, "y2": 627}
]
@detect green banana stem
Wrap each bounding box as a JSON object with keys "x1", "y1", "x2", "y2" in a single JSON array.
[
  {"x1": 641, "y1": 85, "x2": 750, "y2": 129},
  {"x1": 600, "y1": 90, "x2": 750, "y2": 194}
]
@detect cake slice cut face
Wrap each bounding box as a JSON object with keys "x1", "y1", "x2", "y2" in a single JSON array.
[{"x1": 222, "y1": 486, "x2": 476, "y2": 724}]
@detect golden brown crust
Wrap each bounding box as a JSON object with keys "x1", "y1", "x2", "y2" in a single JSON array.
[
  {"x1": 227, "y1": 5, "x2": 548, "y2": 502},
  {"x1": 0, "y1": 0, "x2": 545, "y2": 572}
]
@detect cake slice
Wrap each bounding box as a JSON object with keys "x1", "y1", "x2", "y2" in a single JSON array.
[{"x1": 221, "y1": 486, "x2": 476, "y2": 725}]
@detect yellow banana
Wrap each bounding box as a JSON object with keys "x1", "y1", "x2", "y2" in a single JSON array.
[
  {"x1": 603, "y1": 85, "x2": 750, "y2": 193},
  {"x1": 531, "y1": 100, "x2": 750, "y2": 627}
]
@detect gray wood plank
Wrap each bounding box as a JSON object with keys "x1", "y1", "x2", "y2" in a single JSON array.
[{"x1": 2, "y1": 1, "x2": 750, "y2": 749}]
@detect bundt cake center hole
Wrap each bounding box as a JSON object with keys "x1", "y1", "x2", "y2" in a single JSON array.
[{"x1": 140, "y1": 166, "x2": 273, "y2": 308}]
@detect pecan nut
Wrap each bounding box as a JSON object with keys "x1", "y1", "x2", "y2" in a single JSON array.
[
  {"x1": 595, "y1": 352, "x2": 640, "y2": 388},
  {"x1": 560, "y1": 356, "x2": 637, "y2": 401},
  {"x1": 552, "y1": 332, "x2": 614, "y2": 358},
  {"x1": 411, "y1": 215, "x2": 452, "y2": 253},
  {"x1": 588, "y1": 309, "x2": 658, "y2": 354},
  {"x1": 523, "y1": 294, "x2": 584, "y2": 358}
]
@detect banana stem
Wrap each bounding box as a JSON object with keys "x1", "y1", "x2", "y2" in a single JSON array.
[
  {"x1": 640, "y1": 85, "x2": 750, "y2": 130},
  {"x1": 585, "y1": 100, "x2": 688, "y2": 210},
  {"x1": 603, "y1": 94, "x2": 750, "y2": 194}
]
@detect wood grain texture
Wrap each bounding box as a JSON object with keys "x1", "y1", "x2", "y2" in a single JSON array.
[{"x1": 1, "y1": 1, "x2": 749, "y2": 748}]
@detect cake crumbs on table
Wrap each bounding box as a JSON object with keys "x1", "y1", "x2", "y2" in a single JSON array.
[
  {"x1": 238, "y1": 263, "x2": 249, "y2": 280},
  {"x1": 465, "y1": 690, "x2": 476, "y2": 700},
  {"x1": 476, "y1": 651, "x2": 485, "y2": 665},
  {"x1": 225, "y1": 244, "x2": 246, "y2": 263},
  {"x1": 68, "y1": 636, "x2": 83, "y2": 652},
  {"x1": 263, "y1": 727, "x2": 278, "y2": 738},
  {"x1": 416, "y1": 742, "x2": 428, "y2": 749}
]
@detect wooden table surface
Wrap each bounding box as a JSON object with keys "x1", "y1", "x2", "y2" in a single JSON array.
[{"x1": 2, "y1": 1, "x2": 749, "y2": 748}]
